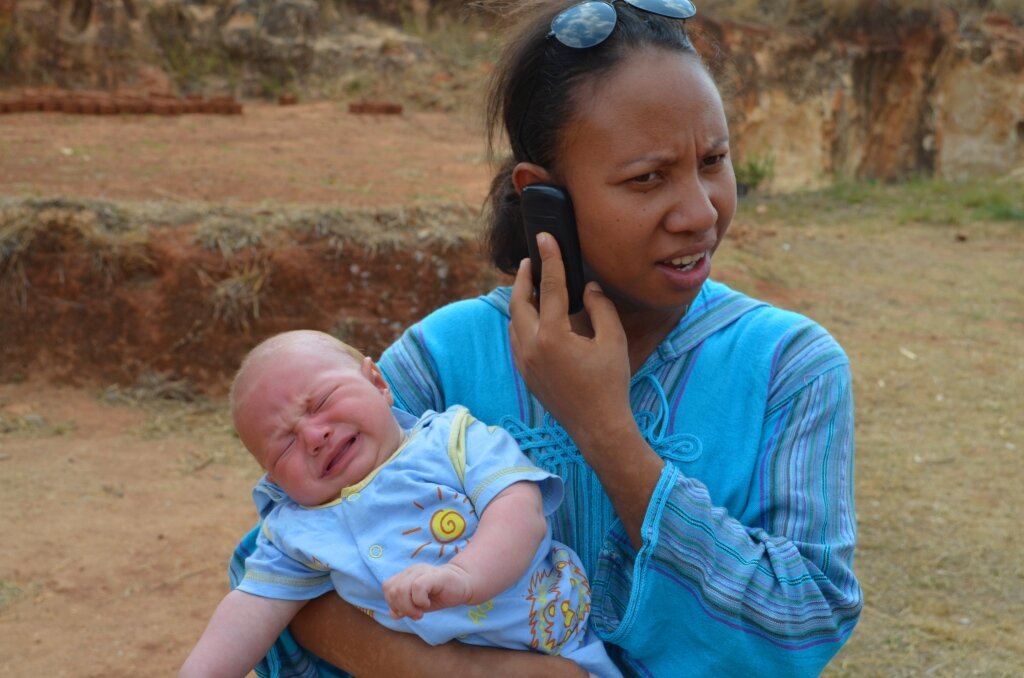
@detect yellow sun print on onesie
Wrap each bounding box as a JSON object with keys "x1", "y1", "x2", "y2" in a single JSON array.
[{"x1": 402, "y1": 485, "x2": 475, "y2": 559}]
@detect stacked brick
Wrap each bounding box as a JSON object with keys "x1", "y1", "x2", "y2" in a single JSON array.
[{"x1": 0, "y1": 89, "x2": 244, "y2": 115}]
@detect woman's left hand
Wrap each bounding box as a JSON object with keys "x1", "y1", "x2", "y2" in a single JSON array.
[{"x1": 508, "y1": 233, "x2": 633, "y2": 453}]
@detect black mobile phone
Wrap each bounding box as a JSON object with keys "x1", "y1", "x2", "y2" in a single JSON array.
[{"x1": 520, "y1": 183, "x2": 586, "y2": 314}]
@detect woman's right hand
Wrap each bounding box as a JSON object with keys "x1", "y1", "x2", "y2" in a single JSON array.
[
  {"x1": 507, "y1": 233, "x2": 634, "y2": 452},
  {"x1": 509, "y1": 233, "x2": 666, "y2": 547}
]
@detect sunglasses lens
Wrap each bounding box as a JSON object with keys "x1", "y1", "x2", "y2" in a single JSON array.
[
  {"x1": 551, "y1": 1, "x2": 618, "y2": 49},
  {"x1": 624, "y1": 0, "x2": 697, "y2": 19}
]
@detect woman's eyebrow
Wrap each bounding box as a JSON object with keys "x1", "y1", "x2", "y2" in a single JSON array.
[{"x1": 614, "y1": 152, "x2": 675, "y2": 171}]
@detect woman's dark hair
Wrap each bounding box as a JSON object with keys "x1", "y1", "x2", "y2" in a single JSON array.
[{"x1": 484, "y1": 0, "x2": 699, "y2": 274}]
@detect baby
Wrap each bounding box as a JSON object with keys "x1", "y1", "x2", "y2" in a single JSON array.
[{"x1": 180, "y1": 330, "x2": 619, "y2": 678}]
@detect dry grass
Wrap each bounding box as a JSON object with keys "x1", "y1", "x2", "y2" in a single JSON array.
[
  {"x1": 303, "y1": 202, "x2": 482, "y2": 256},
  {"x1": 199, "y1": 258, "x2": 270, "y2": 331},
  {"x1": 0, "y1": 209, "x2": 34, "y2": 307},
  {"x1": 192, "y1": 217, "x2": 267, "y2": 258},
  {"x1": 0, "y1": 412, "x2": 75, "y2": 437},
  {"x1": 100, "y1": 372, "x2": 247, "y2": 471},
  {"x1": 719, "y1": 187, "x2": 1023, "y2": 677},
  {"x1": 0, "y1": 199, "x2": 156, "y2": 293}
]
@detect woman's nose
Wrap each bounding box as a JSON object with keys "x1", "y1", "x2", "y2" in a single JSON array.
[{"x1": 663, "y1": 177, "x2": 717, "y2": 234}]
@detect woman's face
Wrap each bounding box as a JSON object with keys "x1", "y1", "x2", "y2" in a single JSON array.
[{"x1": 557, "y1": 49, "x2": 736, "y2": 323}]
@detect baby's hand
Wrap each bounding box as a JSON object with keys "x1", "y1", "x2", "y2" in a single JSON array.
[{"x1": 383, "y1": 563, "x2": 473, "y2": 620}]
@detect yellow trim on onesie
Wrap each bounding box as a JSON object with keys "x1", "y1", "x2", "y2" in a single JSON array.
[
  {"x1": 470, "y1": 466, "x2": 544, "y2": 506},
  {"x1": 243, "y1": 569, "x2": 331, "y2": 588},
  {"x1": 447, "y1": 407, "x2": 474, "y2": 488},
  {"x1": 300, "y1": 432, "x2": 414, "y2": 509}
]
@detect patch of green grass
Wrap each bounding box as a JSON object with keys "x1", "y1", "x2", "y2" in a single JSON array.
[
  {"x1": 752, "y1": 179, "x2": 1024, "y2": 227},
  {"x1": 735, "y1": 153, "x2": 775, "y2": 194},
  {"x1": 0, "y1": 579, "x2": 25, "y2": 611}
]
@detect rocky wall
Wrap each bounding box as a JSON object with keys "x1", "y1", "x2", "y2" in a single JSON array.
[{"x1": 697, "y1": 10, "x2": 1024, "y2": 188}]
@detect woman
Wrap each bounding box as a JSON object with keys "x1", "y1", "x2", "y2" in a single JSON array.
[{"x1": 232, "y1": 1, "x2": 862, "y2": 675}]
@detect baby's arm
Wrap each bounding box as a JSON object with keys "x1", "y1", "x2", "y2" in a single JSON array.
[
  {"x1": 180, "y1": 589, "x2": 307, "y2": 678},
  {"x1": 384, "y1": 480, "x2": 546, "y2": 620}
]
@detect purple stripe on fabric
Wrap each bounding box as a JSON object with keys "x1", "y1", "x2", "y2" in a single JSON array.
[
  {"x1": 610, "y1": 520, "x2": 841, "y2": 630},
  {"x1": 687, "y1": 287, "x2": 726, "y2": 317},
  {"x1": 768, "y1": 332, "x2": 791, "y2": 377},
  {"x1": 669, "y1": 542, "x2": 837, "y2": 628},
  {"x1": 668, "y1": 342, "x2": 703, "y2": 430},
  {"x1": 648, "y1": 563, "x2": 847, "y2": 649},
  {"x1": 506, "y1": 341, "x2": 528, "y2": 421},
  {"x1": 759, "y1": 401, "x2": 790, "y2": 522}
]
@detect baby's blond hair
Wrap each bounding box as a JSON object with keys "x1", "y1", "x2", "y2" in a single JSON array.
[{"x1": 230, "y1": 330, "x2": 365, "y2": 411}]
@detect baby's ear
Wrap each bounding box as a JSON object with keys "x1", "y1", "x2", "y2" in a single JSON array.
[{"x1": 362, "y1": 357, "x2": 393, "y2": 401}]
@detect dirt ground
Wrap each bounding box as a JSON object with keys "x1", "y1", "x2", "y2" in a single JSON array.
[
  {"x1": 1, "y1": 104, "x2": 1022, "y2": 677},
  {"x1": 0, "y1": 102, "x2": 491, "y2": 208}
]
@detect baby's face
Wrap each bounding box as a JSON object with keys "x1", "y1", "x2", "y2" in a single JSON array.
[{"x1": 233, "y1": 345, "x2": 402, "y2": 506}]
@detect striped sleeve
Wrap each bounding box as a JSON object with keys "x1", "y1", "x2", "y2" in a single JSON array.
[
  {"x1": 592, "y1": 330, "x2": 862, "y2": 675},
  {"x1": 379, "y1": 323, "x2": 446, "y2": 416}
]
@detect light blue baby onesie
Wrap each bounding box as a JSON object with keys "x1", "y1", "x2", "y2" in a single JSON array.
[{"x1": 237, "y1": 405, "x2": 620, "y2": 678}]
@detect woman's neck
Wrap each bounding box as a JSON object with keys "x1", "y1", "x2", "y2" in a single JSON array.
[{"x1": 622, "y1": 306, "x2": 689, "y2": 373}]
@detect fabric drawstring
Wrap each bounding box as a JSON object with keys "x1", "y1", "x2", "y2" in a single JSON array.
[
  {"x1": 633, "y1": 373, "x2": 697, "y2": 461},
  {"x1": 501, "y1": 373, "x2": 693, "y2": 464},
  {"x1": 501, "y1": 413, "x2": 578, "y2": 467}
]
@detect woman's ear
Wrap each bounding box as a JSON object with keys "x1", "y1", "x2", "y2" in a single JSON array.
[{"x1": 512, "y1": 162, "x2": 554, "y2": 194}]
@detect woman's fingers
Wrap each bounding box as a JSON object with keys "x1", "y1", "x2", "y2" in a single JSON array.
[
  {"x1": 533, "y1": 233, "x2": 572, "y2": 324},
  {"x1": 510, "y1": 232, "x2": 573, "y2": 359},
  {"x1": 509, "y1": 256, "x2": 537, "y2": 316},
  {"x1": 583, "y1": 281, "x2": 627, "y2": 348},
  {"x1": 509, "y1": 256, "x2": 538, "y2": 357}
]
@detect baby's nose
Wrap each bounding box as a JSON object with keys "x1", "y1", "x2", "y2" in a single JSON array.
[{"x1": 307, "y1": 428, "x2": 330, "y2": 454}]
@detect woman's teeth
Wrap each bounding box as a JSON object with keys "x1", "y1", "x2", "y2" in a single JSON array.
[{"x1": 666, "y1": 252, "x2": 705, "y2": 271}]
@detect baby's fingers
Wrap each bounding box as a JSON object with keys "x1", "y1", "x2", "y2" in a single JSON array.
[{"x1": 409, "y1": 575, "x2": 435, "y2": 611}]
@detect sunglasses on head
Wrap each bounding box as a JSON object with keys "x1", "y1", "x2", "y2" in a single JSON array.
[{"x1": 550, "y1": 0, "x2": 697, "y2": 49}]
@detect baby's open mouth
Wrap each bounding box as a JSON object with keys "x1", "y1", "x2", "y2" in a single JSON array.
[{"x1": 323, "y1": 434, "x2": 358, "y2": 476}]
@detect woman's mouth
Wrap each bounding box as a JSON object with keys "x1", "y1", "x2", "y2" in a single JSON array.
[{"x1": 662, "y1": 251, "x2": 707, "y2": 272}]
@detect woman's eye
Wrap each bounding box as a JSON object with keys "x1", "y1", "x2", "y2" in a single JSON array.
[
  {"x1": 631, "y1": 172, "x2": 659, "y2": 185},
  {"x1": 703, "y1": 153, "x2": 727, "y2": 168}
]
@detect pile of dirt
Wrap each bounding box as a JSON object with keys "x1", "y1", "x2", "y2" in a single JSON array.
[{"x1": 0, "y1": 198, "x2": 506, "y2": 392}]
